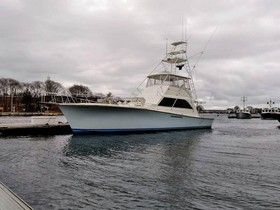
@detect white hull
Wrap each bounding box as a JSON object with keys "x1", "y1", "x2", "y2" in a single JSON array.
[{"x1": 59, "y1": 104, "x2": 213, "y2": 133}]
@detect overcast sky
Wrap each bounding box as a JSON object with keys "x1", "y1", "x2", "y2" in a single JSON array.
[{"x1": 1, "y1": 0, "x2": 279, "y2": 109}]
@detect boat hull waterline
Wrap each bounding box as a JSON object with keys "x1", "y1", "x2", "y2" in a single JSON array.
[
  {"x1": 236, "y1": 112, "x2": 251, "y2": 119},
  {"x1": 261, "y1": 113, "x2": 280, "y2": 120},
  {"x1": 59, "y1": 104, "x2": 214, "y2": 133}
]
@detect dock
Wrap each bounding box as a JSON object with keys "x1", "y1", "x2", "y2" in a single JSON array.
[
  {"x1": 228, "y1": 114, "x2": 261, "y2": 119},
  {"x1": 0, "y1": 123, "x2": 72, "y2": 137},
  {"x1": 0, "y1": 181, "x2": 33, "y2": 210}
]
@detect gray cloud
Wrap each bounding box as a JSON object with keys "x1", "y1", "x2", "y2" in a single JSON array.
[{"x1": 0, "y1": 0, "x2": 279, "y2": 109}]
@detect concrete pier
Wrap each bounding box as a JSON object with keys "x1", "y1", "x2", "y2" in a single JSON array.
[
  {"x1": 0, "y1": 123, "x2": 72, "y2": 136},
  {"x1": 0, "y1": 181, "x2": 33, "y2": 210}
]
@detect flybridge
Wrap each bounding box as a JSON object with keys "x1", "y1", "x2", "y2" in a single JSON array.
[
  {"x1": 146, "y1": 71, "x2": 191, "y2": 89},
  {"x1": 171, "y1": 41, "x2": 186, "y2": 46},
  {"x1": 147, "y1": 72, "x2": 190, "y2": 80},
  {"x1": 168, "y1": 50, "x2": 186, "y2": 55},
  {"x1": 163, "y1": 41, "x2": 188, "y2": 65},
  {"x1": 163, "y1": 57, "x2": 187, "y2": 64},
  {"x1": 155, "y1": 40, "x2": 197, "y2": 101}
]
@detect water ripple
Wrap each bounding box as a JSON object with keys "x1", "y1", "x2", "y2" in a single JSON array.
[{"x1": 1, "y1": 116, "x2": 280, "y2": 209}]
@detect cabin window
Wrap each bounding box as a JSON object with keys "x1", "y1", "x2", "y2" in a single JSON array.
[
  {"x1": 159, "y1": 98, "x2": 175, "y2": 107},
  {"x1": 158, "y1": 97, "x2": 192, "y2": 109},
  {"x1": 146, "y1": 78, "x2": 161, "y2": 87},
  {"x1": 146, "y1": 75, "x2": 190, "y2": 89},
  {"x1": 174, "y1": 99, "x2": 192, "y2": 108}
]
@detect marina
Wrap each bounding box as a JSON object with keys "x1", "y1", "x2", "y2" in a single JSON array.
[{"x1": 1, "y1": 1, "x2": 280, "y2": 209}]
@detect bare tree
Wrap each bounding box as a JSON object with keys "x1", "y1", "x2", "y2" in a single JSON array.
[
  {"x1": 68, "y1": 84, "x2": 93, "y2": 97},
  {"x1": 21, "y1": 88, "x2": 32, "y2": 112},
  {"x1": 31, "y1": 81, "x2": 44, "y2": 97},
  {"x1": 0, "y1": 78, "x2": 9, "y2": 110},
  {"x1": 8, "y1": 78, "x2": 22, "y2": 96},
  {"x1": 106, "y1": 92, "x2": 113, "y2": 98},
  {"x1": 44, "y1": 78, "x2": 64, "y2": 94},
  {"x1": 234, "y1": 105, "x2": 240, "y2": 112},
  {"x1": 22, "y1": 82, "x2": 33, "y2": 94},
  {"x1": 0, "y1": 78, "x2": 9, "y2": 96}
]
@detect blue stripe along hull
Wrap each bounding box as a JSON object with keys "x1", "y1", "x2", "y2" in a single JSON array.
[{"x1": 72, "y1": 125, "x2": 212, "y2": 134}]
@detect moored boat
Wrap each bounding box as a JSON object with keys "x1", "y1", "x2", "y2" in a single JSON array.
[
  {"x1": 236, "y1": 108, "x2": 252, "y2": 119},
  {"x1": 261, "y1": 100, "x2": 280, "y2": 120},
  {"x1": 59, "y1": 40, "x2": 214, "y2": 133},
  {"x1": 236, "y1": 96, "x2": 252, "y2": 119}
]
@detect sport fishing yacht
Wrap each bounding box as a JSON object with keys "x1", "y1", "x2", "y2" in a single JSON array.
[{"x1": 59, "y1": 41, "x2": 214, "y2": 133}]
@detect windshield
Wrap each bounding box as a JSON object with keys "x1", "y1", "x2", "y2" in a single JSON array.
[{"x1": 146, "y1": 74, "x2": 189, "y2": 89}]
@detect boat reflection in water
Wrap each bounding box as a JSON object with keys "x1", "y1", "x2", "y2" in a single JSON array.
[{"x1": 62, "y1": 129, "x2": 211, "y2": 158}]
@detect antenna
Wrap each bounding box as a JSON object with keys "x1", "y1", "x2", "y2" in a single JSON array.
[
  {"x1": 182, "y1": 17, "x2": 184, "y2": 41},
  {"x1": 241, "y1": 96, "x2": 247, "y2": 109},
  {"x1": 185, "y1": 17, "x2": 188, "y2": 42},
  {"x1": 165, "y1": 38, "x2": 168, "y2": 56},
  {"x1": 267, "y1": 100, "x2": 275, "y2": 108},
  {"x1": 181, "y1": 16, "x2": 188, "y2": 42},
  {"x1": 182, "y1": 17, "x2": 185, "y2": 41},
  {"x1": 191, "y1": 26, "x2": 219, "y2": 73}
]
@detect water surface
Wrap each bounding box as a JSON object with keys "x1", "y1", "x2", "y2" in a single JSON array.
[{"x1": 0, "y1": 115, "x2": 280, "y2": 209}]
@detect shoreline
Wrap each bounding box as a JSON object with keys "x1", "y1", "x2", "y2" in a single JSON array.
[{"x1": 0, "y1": 112, "x2": 63, "y2": 117}]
